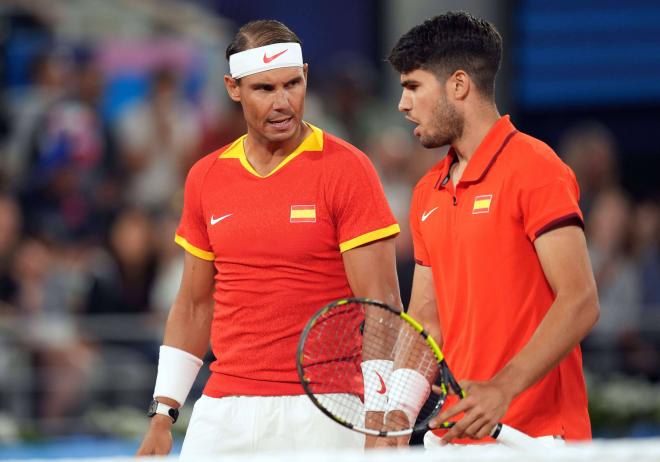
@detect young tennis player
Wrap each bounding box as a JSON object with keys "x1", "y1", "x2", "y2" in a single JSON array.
[{"x1": 384, "y1": 11, "x2": 599, "y2": 449}]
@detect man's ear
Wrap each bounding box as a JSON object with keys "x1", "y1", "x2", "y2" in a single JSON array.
[
  {"x1": 224, "y1": 74, "x2": 241, "y2": 102},
  {"x1": 447, "y1": 70, "x2": 470, "y2": 101}
]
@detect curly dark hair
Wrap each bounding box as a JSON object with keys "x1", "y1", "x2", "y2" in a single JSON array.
[
  {"x1": 226, "y1": 19, "x2": 301, "y2": 60},
  {"x1": 388, "y1": 11, "x2": 502, "y2": 98}
]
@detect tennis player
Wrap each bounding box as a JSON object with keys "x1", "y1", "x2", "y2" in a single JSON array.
[
  {"x1": 383, "y1": 12, "x2": 599, "y2": 448},
  {"x1": 136, "y1": 19, "x2": 401, "y2": 457}
]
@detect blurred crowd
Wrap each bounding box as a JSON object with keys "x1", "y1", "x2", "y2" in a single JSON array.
[
  {"x1": 563, "y1": 123, "x2": 660, "y2": 382},
  {"x1": 0, "y1": 0, "x2": 657, "y2": 439}
]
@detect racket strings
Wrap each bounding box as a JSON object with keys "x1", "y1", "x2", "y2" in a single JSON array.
[
  {"x1": 303, "y1": 303, "x2": 365, "y2": 424},
  {"x1": 300, "y1": 301, "x2": 441, "y2": 433}
]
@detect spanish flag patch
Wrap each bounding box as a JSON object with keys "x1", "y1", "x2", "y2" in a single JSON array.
[
  {"x1": 472, "y1": 195, "x2": 492, "y2": 214},
  {"x1": 290, "y1": 205, "x2": 316, "y2": 223}
]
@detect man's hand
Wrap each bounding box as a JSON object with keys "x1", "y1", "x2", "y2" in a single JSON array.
[
  {"x1": 429, "y1": 380, "x2": 513, "y2": 444},
  {"x1": 136, "y1": 415, "x2": 174, "y2": 456},
  {"x1": 370, "y1": 410, "x2": 411, "y2": 449}
]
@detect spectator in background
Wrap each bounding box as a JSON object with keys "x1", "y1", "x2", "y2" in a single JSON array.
[
  {"x1": 560, "y1": 121, "x2": 660, "y2": 381},
  {"x1": 633, "y1": 200, "x2": 660, "y2": 313},
  {"x1": 85, "y1": 208, "x2": 158, "y2": 317},
  {"x1": 73, "y1": 53, "x2": 122, "y2": 237},
  {"x1": 11, "y1": 237, "x2": 95, "y2": 434},
  {"x1": 623, "y1": 200, "x2": 660, "y2": 380},
  {"x1": 81, "y1": 208, "x2": 160, "y2": 405},
  {"x1": 0, "y1": 0, "x2": 57, "y2": 173},
  {"x1": 584, "y1": 189, "x2": 641, "y2": 373},
  {"x1": 3, "y1": 50, "x2": 69, "y2": 188},
  {"x1": 117, "y1": 67, "x2": 201, "y2": 211},
  {"x1": 560, "y1": 122, "x2": 619, "y2": 219},
  {"x1": 18, "y1": 51, "x2": 116, "y2": 243}
]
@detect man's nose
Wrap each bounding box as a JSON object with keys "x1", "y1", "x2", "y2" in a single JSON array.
[
  {"x1": 273, "y1": 89, "x2": 289, "y2": 110},
  {"x1": 398, "y1": 92, "x2": 410, "y2": 113}
]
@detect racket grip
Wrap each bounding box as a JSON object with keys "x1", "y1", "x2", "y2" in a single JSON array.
[{"x1": 491, "y1": 423, "x2": 547, "y2": 450}]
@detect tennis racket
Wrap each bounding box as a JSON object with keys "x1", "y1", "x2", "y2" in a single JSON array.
[{"x1": 296, "y1": 297, "x2": 541, "y2": 449}]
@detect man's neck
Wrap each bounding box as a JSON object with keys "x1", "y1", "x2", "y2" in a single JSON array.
[
  {"x1": 452, "y1": 105, "x2": 501, "y2": 164},
  {"x1": 244, "y1": 122, "x2": 311, "y2": 176},
  {"x1": 449, "y1": 104, "x2": 500, "y2": 187}
]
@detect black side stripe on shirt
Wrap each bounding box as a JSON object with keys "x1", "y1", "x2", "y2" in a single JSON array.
[{"x1": 534, "y1": 213, "x2": 584, "y2": 240}]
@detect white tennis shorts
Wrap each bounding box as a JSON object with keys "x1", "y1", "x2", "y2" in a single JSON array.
[{"x1": 179, "y1": 394, "x2": 364, "y2": 458}]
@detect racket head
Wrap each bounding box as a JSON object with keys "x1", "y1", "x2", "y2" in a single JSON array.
[{"x1": 296, "y1": 297, "x2": 449, "y2": 437}]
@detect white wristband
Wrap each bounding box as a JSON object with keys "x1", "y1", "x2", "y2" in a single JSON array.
[
  {"x1": 361, "y1": 359, "x2": 393, "y2": 411},
  {"x1": 153, "y1": 345, "x2": 203, "y2": 406},
  {"x1": 385, "y1": 368, "x2": 430, "y2": 425}
]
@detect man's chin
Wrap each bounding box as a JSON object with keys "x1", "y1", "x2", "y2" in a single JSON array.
[{"x1": 420, "y1": 137, "x2": 448, "y2": 149}]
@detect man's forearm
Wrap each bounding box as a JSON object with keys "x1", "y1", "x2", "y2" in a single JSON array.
[
  {"x1": 162, "y1": 298, "x2": 213, "y2": 359},
  {"x1": 491, "y1": 288, "x2": 599, "y2": 398},
  {"x1": 151, "y1": 299, "x2": 212, "y2": 409}
]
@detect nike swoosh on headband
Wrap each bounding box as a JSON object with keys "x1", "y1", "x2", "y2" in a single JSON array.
[{"x1": 263, "y1": 49, "x2": 288, "y2": 64}]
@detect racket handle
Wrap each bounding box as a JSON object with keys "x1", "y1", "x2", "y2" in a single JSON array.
[{"x1": 491, "y1": 423, "x2": 547, "y2": 450}]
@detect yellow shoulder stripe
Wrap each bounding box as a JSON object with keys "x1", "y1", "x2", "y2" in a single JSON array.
[
  {"x1": 174, "y1": 234, "x2": 215, "y2": 261},
  {"x1": 339, "y1": 223, "x2": 400, "y2": 253}
]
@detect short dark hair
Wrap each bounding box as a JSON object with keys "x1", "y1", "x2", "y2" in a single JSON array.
[
  {"x1": 388, "y1": 11, "x2": 502, "y2": 98},
  {"x1": 225, "y1": 19, "x2": 301, "y2": 60}
]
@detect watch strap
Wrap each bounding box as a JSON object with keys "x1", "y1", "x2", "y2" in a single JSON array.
[{"x1": 148, "y1": 399, "x2": 179, "y2": 423}]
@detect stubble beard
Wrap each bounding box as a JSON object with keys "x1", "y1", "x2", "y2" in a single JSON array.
[{"x1": 419, "y1": 97, "x2": 464, "y2": 149}]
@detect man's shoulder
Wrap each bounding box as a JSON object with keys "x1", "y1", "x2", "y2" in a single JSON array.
[
  {"x1": 187, "y1": 143, "x2": 234, "y2": 180},
  {"x1": 318, "y1": 131, "x2": 379, "y2": 176},
  {"x1": 321, "y1": 130, "x2": 368, "y2": 160},
  {"x1": 504, "y1": 131, "x2": 573, "y2": 177}
]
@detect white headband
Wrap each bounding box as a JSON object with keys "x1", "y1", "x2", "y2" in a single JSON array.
[{"x1": 229, "y1": 42, "x2": 303, "y2": 79}]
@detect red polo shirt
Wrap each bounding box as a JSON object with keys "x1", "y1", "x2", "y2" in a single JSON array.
[
  {"x1": 410, "y1": 116, "x2": 591, "y2": 440},
  {"x1": 175, "y1": 123, "x2": 399, "y2": 397}
]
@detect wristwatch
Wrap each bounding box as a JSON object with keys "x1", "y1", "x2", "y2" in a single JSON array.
[{"x1": 147, "y1": 399, "x2": 179, "y2": 423}]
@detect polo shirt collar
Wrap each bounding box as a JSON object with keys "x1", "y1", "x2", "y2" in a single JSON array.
[
  {"x1": 434, "y1": 151, "x2": 457, "y2": 189},
  {"x1": 219, "y1": 122, "x2": 324, "y2": 178},
  {"x1": 458, "y1": 115, "x2": 518, "y2": 184}
]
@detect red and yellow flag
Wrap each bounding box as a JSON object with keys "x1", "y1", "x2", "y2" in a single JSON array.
[
  {"x1": 290, "y1": 205, "x2": 316, "y2": 223},
  {"x1": 472, "y1": 195, "x2": 492, "y2": 214}
]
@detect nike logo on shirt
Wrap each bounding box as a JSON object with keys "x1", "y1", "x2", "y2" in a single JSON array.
[
  {"x1": 210, "y1": 214, "x2": 232, "y2": 225},
  {"x1": 263, "y1": 49, "x2": 288, "y2": 63},
  {"x1": 421, "y1": 207, "x2": 439, "y2": 222}
]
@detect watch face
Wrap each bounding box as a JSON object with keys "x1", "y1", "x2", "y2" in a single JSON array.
[{"x1": 147, "y1": 399, "x2": 158, "y2": 416}]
